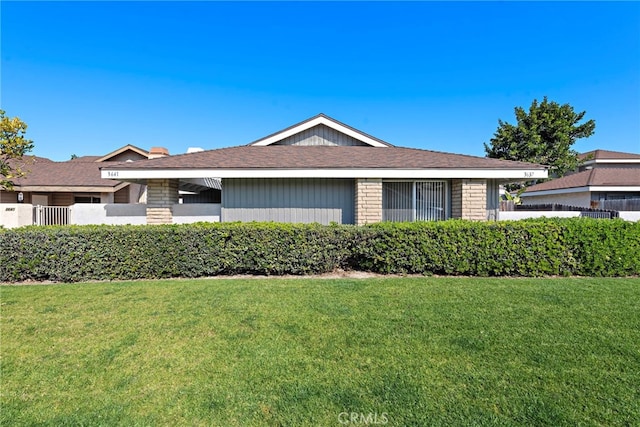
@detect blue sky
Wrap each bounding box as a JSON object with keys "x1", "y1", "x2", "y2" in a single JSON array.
[{"x1": 1, "y1": 1, "x2": 639, "y2": 161}]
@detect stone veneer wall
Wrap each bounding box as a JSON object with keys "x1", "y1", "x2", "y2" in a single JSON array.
[
  {"x1": 451, "y1": 179, "x2": 487, "y2": 221},
  {"x1": 354, "y1": 178, "x2": 382, "y2": 225},
  {"x1": 146, "y1": 179, "x2": 179, "y2": 224}
]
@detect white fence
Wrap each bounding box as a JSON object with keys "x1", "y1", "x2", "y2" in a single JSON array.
[{"x1": 34, "y1": 205, "x2": 70, "y2": 226}]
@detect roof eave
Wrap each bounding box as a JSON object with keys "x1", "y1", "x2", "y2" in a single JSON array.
[{"x1": 102, "y1": 167, "x2": 548, "y2": 180}]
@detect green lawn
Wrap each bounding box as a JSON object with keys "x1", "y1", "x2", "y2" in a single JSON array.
[{"x1": 2, "y1": 277, "x2": 639, "y2": 426}]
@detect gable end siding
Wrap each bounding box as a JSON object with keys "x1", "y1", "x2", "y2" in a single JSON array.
[{"x1": 273, "y1": 124, "x2": 369, "y2": 147}]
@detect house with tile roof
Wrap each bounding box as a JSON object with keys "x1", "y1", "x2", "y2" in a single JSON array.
[
  {"x1": 521, "y1": 149, "x2": 640, "y2": 209},
  {"x1": 0, "y1": 144, "x2": 152, "y2": 206},
  {"x1": 101, "y1": 114, "x2": 548, "y2": 225}
]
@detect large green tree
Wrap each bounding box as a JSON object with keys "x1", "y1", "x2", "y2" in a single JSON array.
[
  {"x1": 484, "y1": 97, "x2": 596, "y2": 182},
  {"x1": 1, "y1": 110, "x2": 34, "y2": 190}
]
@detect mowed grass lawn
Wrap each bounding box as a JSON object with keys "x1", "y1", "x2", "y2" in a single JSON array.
[{"x1": 2, "y1": 277, "x2": 639, "y2": 426}]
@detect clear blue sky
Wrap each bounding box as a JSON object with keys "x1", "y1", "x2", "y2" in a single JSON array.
[{"x1": 2, "y1": 1, "x2": 639, "y2": 161}]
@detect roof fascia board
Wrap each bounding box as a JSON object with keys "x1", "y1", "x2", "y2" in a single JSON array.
[
  {"x1": 102, "y1": 168, "x2": 548, "y2": 180},
  {"x1": 250, "y1": 116, "x2": 388, "y2": 147},
  {"x1": 522, "y1": 187, "x2": 590, "y2": 197},
  {"x1": 13, "y1": 184, "x2": 125, "y2": 193},
  {"x1": 584, "y1": 159, "x2": 640, "y2": 165},
  {"x1": 587, "y1": 185, "x2": 640, "y2": 192}
]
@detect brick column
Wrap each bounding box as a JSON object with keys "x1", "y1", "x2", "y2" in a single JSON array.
[
  {"x1": 146, "y1": 179, "x2": 179, "y2": 224},
  {"x1": 451, "y1": 179, "x2": 487, "y2": 221},
  {"x1": 355, "y1": 178, "x2": 382, "y2": 225}
]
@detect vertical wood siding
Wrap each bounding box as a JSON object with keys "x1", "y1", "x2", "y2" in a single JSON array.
[
  {"x1": 114, "y1": 187, "x2": 130, "y2": 204},
  {"x1": 486, "y1": 179, "x2": 499, "y2": 220},
  {"x1": 222, "y1": 178, "x2": 355, "y2": 224},
  {"x1": 274, "y1": 124, "x2": 368, "y2": 146}
]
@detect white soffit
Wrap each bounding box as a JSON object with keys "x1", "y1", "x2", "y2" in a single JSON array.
[{"x1": 250, "y1": 116, "x2": 388, "y2": 147}]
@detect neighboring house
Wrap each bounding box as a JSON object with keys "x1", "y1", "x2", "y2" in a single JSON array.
[
  {"x1": 521, "y1": 149, "x2": 640, "y2": 208},
  {"x1": 101, "y1": 114, "x2": 547, "y2": 225},
  {"x1": 0, "y1": 145, "x2": 154, "y2": 206}
]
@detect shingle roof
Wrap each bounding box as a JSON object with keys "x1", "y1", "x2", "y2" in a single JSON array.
[
  {"x1": 12, "y1": 157, "x2": 122, "y2": 188},
  {"x1": 524, "y1": 168, "x2": 640, "y2": 193},
  {"x1": 579, "y1": 149, "x2": 640, "y2": 160},
  {"x1": 102, "y1": 145, "x2": 545, "y2": 170}
]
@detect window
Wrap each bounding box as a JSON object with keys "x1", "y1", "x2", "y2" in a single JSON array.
[
  {"x1": 74, "y1": 196, "x2": 101, "y2": 204},
  {"x1": 383, "y1": 181, "x2": 448, "y2": 222}
]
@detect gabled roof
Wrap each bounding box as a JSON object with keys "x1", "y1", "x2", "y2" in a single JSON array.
[
  {"x1": 524, "y1": 168, "x2": 640, "y2": 194},
  {"x1": 7, "y1": 145, "x2": 147, "y2": 192},
  {"x1": 13, "y1": 159, "x2": 126, "y2": 191},
  {"x1": 101, "y1": 145, "x2": 547, "y2": 180},
  {"x1": 101, "y1": 114, "x2": 548, "y2": 180},
  {"x1": 579, "y1": 149, "x2": 640, "y2": 161},
  {"x1": 96, "y1": 144, "x2": 150, "y2": 162},
  {"x1": 249, "y1": 113, "x2": 392, "y2": 147},
  {"x1": 106, "y1": 145, "x2": 544, "y2": 170}
]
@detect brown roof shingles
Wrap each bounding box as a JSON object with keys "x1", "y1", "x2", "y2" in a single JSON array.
[
  {"x1": 102, "y1": 146, "x2": 545, "y2": 170},
  {"x1": 579, "y1": 149, "x2": 640, "y2": 161},
  {"x1": 525, "y1": 168, "x2": 640, "y2": 193},
  {"x1": 13, "y1": 158, "x2": 122, "y2": 188}
]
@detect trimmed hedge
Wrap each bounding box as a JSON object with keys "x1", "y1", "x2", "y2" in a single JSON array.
[{"x1": 1, "y1": 218, "x2": 638, "y2": 282}]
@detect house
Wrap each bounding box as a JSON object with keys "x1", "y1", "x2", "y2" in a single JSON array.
[
  {"x1": 521, "y1": 149, "x2": 640, "y2": 208},
  {"x1": 101, "y1": 114, "x2": 547, "y2": 225},
  {"x1": 0, "y1": 144, "x2": 154, "y2": 206}
]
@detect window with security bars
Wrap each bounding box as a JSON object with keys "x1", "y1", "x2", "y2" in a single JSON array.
[{"x1": 382, "y1": 181, "x2": 448, "y2": 222}]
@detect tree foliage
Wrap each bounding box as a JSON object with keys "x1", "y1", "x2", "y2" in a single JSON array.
[
  {"x1": 484, "y1": 97, "x2": 595, "y2": 184},
  {"x1": 1, "y1": 110, "x2": 34, "y2": 190}
]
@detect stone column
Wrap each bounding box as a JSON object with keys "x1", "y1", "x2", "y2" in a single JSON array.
[
  {"x1": 146, "y1": 179, "x2": 179, "y2": 224},
  {"x1": 451, "y1": 179, "x2": 487, "y2": 221},
  {"x1": 355, "y1": 178, "x2": 382, "y2": 225}
]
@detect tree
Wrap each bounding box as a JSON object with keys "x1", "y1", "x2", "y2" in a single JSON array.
[
  {"x1": 1, "y1": 110, "x2": 34, "y2": 190},
  {"x1": 484, "y1": 97, "x2": 596, "y2": 187}
]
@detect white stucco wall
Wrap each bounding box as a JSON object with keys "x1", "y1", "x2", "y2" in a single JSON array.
[
  {"x1": 172, "y1": 203, "x2": 221, "y2": 224},
  {"x1": 0, "y1": 204, "x2": 33, "y2": 228},
  {"x1": 71, "y1": 203, "x2": 221, "y2": 225},
  {"x1": 619, "y1": 212, "x2": 640, "y2": 222},
  {"x1": 71, "y1": 204, "x2": 147, "y2": 225},
  {"x1": 499, "y1": 211, "x2": 580, "y2": 221},
  {"x1": 520, "y1": 191, "x2": 592, "y2": 208},
  {"x1": 499, "y1": 211, "x2": 639, "y2": 221}
]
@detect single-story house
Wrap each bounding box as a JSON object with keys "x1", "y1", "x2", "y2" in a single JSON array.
[
  {"x1": 100, "y1": 114, "x2": 547, "y2": 225},
  {"x1": 521, "y1": 149, "x2": 640, "y2": 208},
  {"x1": 1, "y1": 144, "x2": 153, "y2": 206}
]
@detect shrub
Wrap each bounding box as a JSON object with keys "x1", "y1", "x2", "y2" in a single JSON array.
[{"x1": 0, "y1": 218, "x2": 638, "y2": 282}]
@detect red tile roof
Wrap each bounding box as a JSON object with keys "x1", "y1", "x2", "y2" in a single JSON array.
[
  {"x1": 525, "y1": 168, "x2": 640, "y2": 193},
  {"x1": 103, "y1": 145, "x2": 545, "y2": 170}
]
